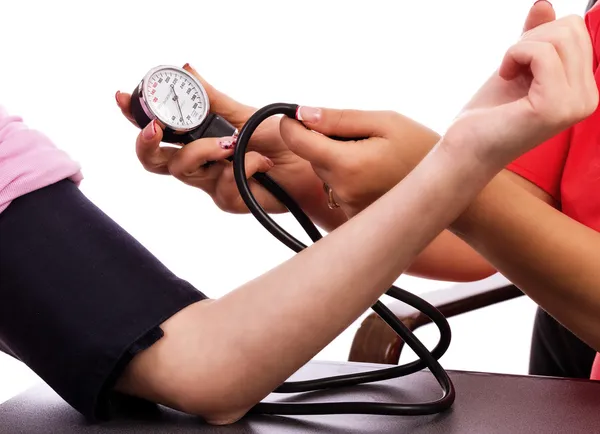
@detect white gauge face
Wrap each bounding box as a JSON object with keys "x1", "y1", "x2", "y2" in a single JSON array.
[{"x1": 142, "y1": 66, "x2": 209, "y2": 131}]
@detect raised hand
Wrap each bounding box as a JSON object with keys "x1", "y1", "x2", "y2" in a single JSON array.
[{"x1": 447, "y1": 1, "x2": 597, "y2": 167}]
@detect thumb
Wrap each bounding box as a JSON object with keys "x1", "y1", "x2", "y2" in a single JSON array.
[
  {"x1": 136, "y1": 120, "x2": 179, "y2": 175},
  {"x1": 523, "y1": 0, "x2": 556, "y2": 33},
  {"x1": 280, "y1": 106, "x2": 390, "y2": 167},
  {"x1": 296, "y1": 106, "x2": 390, "y2": 139},
  {"x1": 279, "y1": 115, "x2": 342, "y2": 168}
]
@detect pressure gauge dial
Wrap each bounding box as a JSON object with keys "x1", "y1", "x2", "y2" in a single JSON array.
[{"x1": 130, "y1": 65, "x2": 236, "y2": 144}]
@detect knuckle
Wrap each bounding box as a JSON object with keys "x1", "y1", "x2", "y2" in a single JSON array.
[
  {"x1": 167, "y1": 160, "x2": 187, "y2": 179},
  {"x1": 559, "y1": 16, "x2": 585, "y2": 45},
  {"x1": 572, "y1": 100, "x2": 588, "y2": 121},
  {"x1": 566, "y1": 87, "x2": 600, "y2": 121},
  {"x1": 564, "y1": 14, "x2": 584, "y2": 29},
  {"x1": 553, "y1": 100, "x2": 581, "y2": 125},
  {"x1": 588, "y1": 89, "x2": 600, "y2": 114},
  {"x1": 248, "y1": 153, "x2": 268, "y2": 173},
  {"x1": 581, "y1": 95, "x2": 598, "y2": 119},
  {"x1": 282, "y1": 127, "x2": 302, "y2": 151},
  {"x1": 331, "y1": 110, "x2": 347, "y2": 132},
  {"x1": 555, "y1": 25, "x2": 572, "y2": 43},
  {"x1": 141, "y1": 159, "x2": 165, "y2": 174},
  {"x1": 550, "y1": 103, "x2": 572, "y2": 124},
  {"x1": 520, "y1": 29, "x2": 532, "y2": 41},
  {"x1": 138, "y1": 159, "x2": 153, "y2": 172},
  {"x1": 505, "y1": 43, "x2": 519, "y2": 59},
  {"x1": 213, "y1": 190, "x2": 230, "y2": 212},
  {"x1": 246, "y1": 151, "x2": 260, "y2": 162},
  {"x1": 215, "y1": 188, "x2": 238, "y2": 213},
  {"x1": 536, "y1": 42, "x2": 557, "y2": 61},
  {"x1": 135, "y1": 152, "x2": 152, "y2": 169},
  {"x1": 215, "y1": 199, "x2": 234, "y2": 213},
  {"x1": 221, "y1": 166, "x2": 235, "y2": 184},
  {"x1": 246, "y1": 151, "x2": 260, "y2": 161},
  {"x1": 381, "y1": 110, "x2": 400, "y2": 125}
]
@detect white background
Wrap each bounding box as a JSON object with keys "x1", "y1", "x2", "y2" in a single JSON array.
[{"x1": 0, "y1": 0, "x2": 589, "y2": 405}]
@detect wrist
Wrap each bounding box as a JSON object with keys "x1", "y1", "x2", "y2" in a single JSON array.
[
  {"x1": 441, "y1": 123, "x2": 508, "y2": 176},
  {"x1": 432, "y1": 134, "x2": 504, "y2": 233}
]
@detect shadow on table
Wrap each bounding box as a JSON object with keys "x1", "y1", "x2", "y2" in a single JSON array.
[{"x1": 99, "y1": 385, "x2": 450, "y2": 434}]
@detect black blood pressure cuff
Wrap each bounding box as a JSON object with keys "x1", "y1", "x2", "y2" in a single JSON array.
[{"x1": 0, "y1": 179, "x2": 206, "y2": 421}]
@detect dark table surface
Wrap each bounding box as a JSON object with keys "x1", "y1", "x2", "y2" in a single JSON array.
[{"x1": 2, "y1": 360, "x2": 600, "y2": 434}]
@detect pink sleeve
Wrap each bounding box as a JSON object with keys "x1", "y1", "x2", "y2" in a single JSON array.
[{"x1": 0, "y1": 106, "x2": 83, "y2": 214}]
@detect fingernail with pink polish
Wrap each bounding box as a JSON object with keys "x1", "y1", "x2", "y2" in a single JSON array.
[
  {"x1": 143, "y1": 120, "x2": 156, "y2": 140},
  {"x1": 115, "y1": 91, "x2": 121, "y2": 105},
  {"x1": 219, "y1": 136, "x2": 236, "y2": 149},
  {"x1": 297, "y1": 106, "x2": 322, "y2": 123},
  {"x1": 533, "y1": 0, "x2": 552, "y2": 7}
]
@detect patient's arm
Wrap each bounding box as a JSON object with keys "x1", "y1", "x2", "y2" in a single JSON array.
[
  {"x1": 115, "y1": 137, "x2": 498, "y2": 425},
  {"x1": 312, "y1": 118, "x2": 496, "y2": 283}
]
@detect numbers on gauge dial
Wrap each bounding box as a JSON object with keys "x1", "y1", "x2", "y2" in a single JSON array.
[{"x1": 144, "y1": 69, "x2": 207, "y2": 129}]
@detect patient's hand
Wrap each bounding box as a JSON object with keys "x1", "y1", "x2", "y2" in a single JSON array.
[{"x1": 443, "y1": 3, "x2": 597, "y2": 168}]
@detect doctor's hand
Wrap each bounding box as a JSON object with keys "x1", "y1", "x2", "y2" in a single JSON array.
[
  {"x1": 115, "y1": 64, "x2": 329, "y2": 217},
  {"x1": 279, "y1": 107, "x2": 440, "y2": 218}
]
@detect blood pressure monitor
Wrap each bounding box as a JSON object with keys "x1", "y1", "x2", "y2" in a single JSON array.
[{"x1": 130, "y1": 65, "x2": 237, "y2": 144}]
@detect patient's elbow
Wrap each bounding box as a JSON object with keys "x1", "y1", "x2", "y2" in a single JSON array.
[
  {"x1": 202, "y1": 409, "x2": 249, "y2": 426},
  {"x1": 117, "y1": 300, "x2": 264, "y2": 425},
  {"x1": 180, "y1": 397, "x2": 252, "y2": 426},
  {"x1": 173, "y1": 378, "x2": 255, "y2": 426}
]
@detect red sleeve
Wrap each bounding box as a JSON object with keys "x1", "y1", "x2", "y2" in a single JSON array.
[
  {"x1": 506, "y1": 5, "x2": 600, "y2": 202},
  {"x1": 506, "y1": 129, "x2": 571, "y2": 202},
  {"x1": 587, "y1": 2, "x2": 600, "y2": 53}
]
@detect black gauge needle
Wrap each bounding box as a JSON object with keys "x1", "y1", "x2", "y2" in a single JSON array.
[{"x1": 171, "y1": 84, "x2": 184, "y2": 122}]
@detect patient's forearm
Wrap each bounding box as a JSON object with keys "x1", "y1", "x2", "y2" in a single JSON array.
[
  {"x1": 317, "y1": 204, "x2": 495, "y2": 282},
  {"x1": 452, "y1": 170, "x2": 600, "y2": 351},
  {"x1": 308, "y1": 120, "x2": 495, "y2": 283},
  {"x1": 198, "y1": 144, "x2": 496, "y2": 419},
  {"x1": 119, "y1": 141, "x2": 500, "y2": 424}
]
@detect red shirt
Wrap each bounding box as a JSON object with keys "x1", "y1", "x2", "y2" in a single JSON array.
[{"x1": 506, "y1": 5, "x2": 600, "y2": 379}]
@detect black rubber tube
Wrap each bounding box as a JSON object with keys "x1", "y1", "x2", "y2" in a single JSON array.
[{"x1": 233, "y1": 103, "x2": 456, "y2": 416}]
